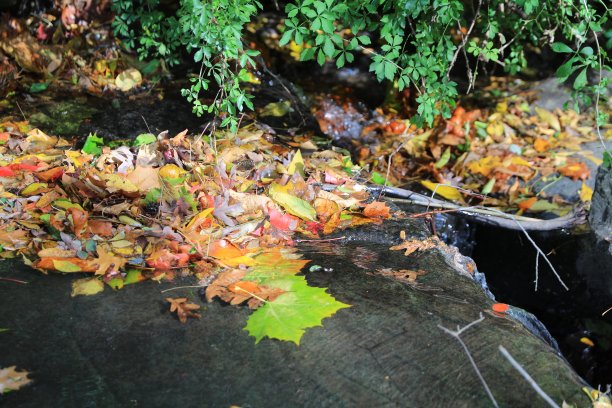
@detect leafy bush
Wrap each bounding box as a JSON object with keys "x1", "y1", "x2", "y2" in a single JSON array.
[{"x1": 112, "y1": 0, "x2": 610, "y2": 130}]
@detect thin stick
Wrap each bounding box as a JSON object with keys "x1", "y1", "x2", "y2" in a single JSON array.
[
  {"x1": 15, "y1": 101, "x2": 28, "y2": 122},
  {"x1": 160, "y1": 285, "x2": 203, "y2": 294},
  {"x1": 141, "y1": 115, "x2": 152, "y2": 134},
  {"x1": 439, "y1": 313, "x2": 499, "y2": 408},
  {"x1": 498, "y1": 345, "x2": 561, "y2": 408},
  {"x1": 295, "y1": 236, "x2": 346, "y2": 243},
  {"x1": 447, "y1": 0, "x2": 483, "y2": 80},
  {"x1": 0, "y1": 277, "x2": 29, "y2": 284},
  {"x1": 602, "y1": 306, "x2": 612, "y2": 316}
]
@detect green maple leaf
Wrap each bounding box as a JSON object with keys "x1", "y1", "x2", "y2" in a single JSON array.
[{"x1": 244, "y1": 275, "x2": 350, "y2": 345}]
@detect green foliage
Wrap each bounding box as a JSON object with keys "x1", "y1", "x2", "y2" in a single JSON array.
[
  {"x1": 245, "y1": 275, "x2": 349, "y2": 344},
  {"x1": 244, "y1": 255, "x2": 350, "y2": 344},
  {"x1": 112, "y1": 0, "x2": 610, "y2": 130}
]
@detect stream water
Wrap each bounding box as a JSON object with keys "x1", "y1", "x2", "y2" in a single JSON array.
[{"x1": 2, "y1": 80, "x2": 611, "y2": 393}]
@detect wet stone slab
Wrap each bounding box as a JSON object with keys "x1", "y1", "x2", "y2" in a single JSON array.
[{"x1": 0, "y1": 220, "x2": 588, "y2": 407}]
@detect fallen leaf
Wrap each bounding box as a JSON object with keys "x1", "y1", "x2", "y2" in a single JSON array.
[
  {"x1": 0, "y1": 366, "x2": 32, "y2": 394},
  {"x1": 71, "y1": 277, "x2": 105, "y2": 297},
  {"x1": 115, "y1": 68, "x2": 142, "y2": 92},
  {"x1": 535, "y1": 107, "x2": 561, "y2": 132},
  {"x1": 363, "y1": 201, "x2": 390, "y2": 219},
  {"x1": 390, "y1": 237, "x2": 439, "y2": 256},
  {"x1": 420, "y1": 181, "x2": 462, "y2": 201},
  {"x1": 93, "y1": 246, "x2": 127, "y2": 275},
  {"x1": 558, "y1": 161, "x2": 590, "y2": 180},
  {"x1": 580, "y1": 183, "x2": 593, "y2": 202},
  {"x1": 125, "y1": 165, "x2": 161, "y2": 191},
  {"x1": 517, "y1": 197, "x2": 537, "y2": 211},
  {"x1": 166, "y1": 297, "x2": 201, "y2": 323}
]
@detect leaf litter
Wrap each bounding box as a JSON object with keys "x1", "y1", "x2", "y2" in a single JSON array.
[{"x1": 0, "y1": 121, "x2": 394, "y2": 344}]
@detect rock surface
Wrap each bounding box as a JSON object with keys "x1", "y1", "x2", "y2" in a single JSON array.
[
  {"x1": 0, "y1": 219, "x2": 589, "y2": 407},
  {"x1": 589, "y1": 165, "x2": 612, "y2": 254}
]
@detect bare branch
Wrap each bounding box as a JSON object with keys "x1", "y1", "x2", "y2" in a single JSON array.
[
  {"x1": 447, "y1": 0, "x2": 483, "y2": 80},
  {"x1": 498, "y1": 346, "x2": 561, "y2": 408},
  {"x1": 439, "y1": 313, "x2": 499, "y2": 408}
]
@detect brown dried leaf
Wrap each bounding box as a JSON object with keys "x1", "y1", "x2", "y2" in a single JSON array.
[
  {"x1": 363, "y1": 201, "x2": 391, "y2": 219},
  {"x1": 0, "y1": 366, "x2": 32, "y2": 394},
  {"x1": 389, "y1": 237, "x2": 440, "y2": 256},
  {"x1": 93, "y1": 246, "x2": 127, "y2": 276},
  {"x1": 166, "y1": 297, "x2": 201, "y2": 323},
  {"x1": 375, "y1": 268, "x2": 428, "y2": 284}
]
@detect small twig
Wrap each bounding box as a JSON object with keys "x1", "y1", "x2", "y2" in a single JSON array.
[
  {"x1": 439, "y1": 313, "x2": 499, "y2": 408},
  {"x1": 447, "y1": 0, "x2": 483, "y2": 80},
  {"x1": 0, "y1": 277, "x2": 29, "y2": 284},
  {"x1": 141, "y1": 115, "x2": 152, "y2": 134},
  {"x1": 15, "y1": 101, "x2": 28, "y2": 122},
  {"x1": 160, "y1": 285, "x2": 203, "y2": 294},
  {"x1": 378, "y1": 130, "x2": 413, "y2": 200},
  {"x1": 602, "y1": 306, "x2": 612, "y2": 316},
  {"x1": 295, "y1": 236, "x2": 346, "y2": 243},
  {"x1": 498, "y1": 345, "x2": 561, "y2": 408}
]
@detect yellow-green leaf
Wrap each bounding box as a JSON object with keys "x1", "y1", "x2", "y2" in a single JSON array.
[
  {"x1": 535, "y1": 107, "x2": 561, "y2": 132},
  {"x1": 71, "y1": 277, "x2": 105, "y2": 297},
  {"x1": 52, "y1": 259, "x2": 81, "y2": 272},
  {"x1": 115, "y1": 68, "x2": 142, "y2": 92},
  {"x1": 434, "y1": 147, "x2": 451, "y2": 169},
  {"x1": 269, "y1": 190, "x2": 317, "y2": 221},
  {"x1": 287, "y1": 150, "x2": 305, "y2": 177},
  {"x1": 21, "y1": 183, "x2": 49, "y2": 196},
  {"x1": 421, "y1": 180, "x2": 462, "y2": 201},
  {"x1": 579, "y1": 183, "x2": 593, "y2": 202}
]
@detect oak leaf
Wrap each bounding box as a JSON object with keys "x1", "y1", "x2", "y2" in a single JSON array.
[
  {"x1": 363, "y1": 201, "x2": 390, "y2": 219},
  {"x1": 558, "y1": 161, "x2": 590, "y2": 181},
  {"x1": 390, "y1": 237, "x2": 439, "y2": 256},
  {"x1": 166, "y1": 297, "x2": 201, "y2": 323},
  {"x1": 93, "y1": 246, "x2": 127, "y2": 276},
  {"x1": 0, "y1": 366, "x2": 32, "y2": 394}
]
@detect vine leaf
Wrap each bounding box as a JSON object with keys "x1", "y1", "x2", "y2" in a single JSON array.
[{"x1": 244, "y1": 275, "x2": 349, "y2": 345}]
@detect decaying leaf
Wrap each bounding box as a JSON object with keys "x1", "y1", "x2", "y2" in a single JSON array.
[
  {"x1": 166, "y1": 297, "x2": 201, "y2": 323},
  {"x1": 374, "y1": 268, "x2": 428, "y2": 284},
  {"x1": 0, "y1": 366, "x2": 32, "y2": 394},
  {"x1": 390, "y1": 236, "x2": 440, "y2": 256},
  {"x1": 71, "y1": 277, "x2": 105, "y2": 297}
]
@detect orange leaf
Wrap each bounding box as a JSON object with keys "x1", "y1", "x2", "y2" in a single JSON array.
[
  {"x1": 533, "y1": 138, "x2": 550, "y2": 153},
  {"x1": 229, "y1": 280, "x2": 260, "y2": 294},
  {"x1": 363, "y1": 201, "x2": 390, "y2": 219},
  {"x1": 518, "y1": 197, "x2": 537, "y2": 211},
  {"x1": 558, "y1": 161, "x2": 590, "y2": 181},
  {"x1": 87, "y1": 220, "x2": 114, "y2": 237},
  {"x1": 35, "y1": 257, "x2": 97, "y2": 272},
  {"x1": 67, "y1": 207, "x2": 88, "y2": 238},
  {"x1": 36, "y1": 167, "x2": 63, "y2": 182}
]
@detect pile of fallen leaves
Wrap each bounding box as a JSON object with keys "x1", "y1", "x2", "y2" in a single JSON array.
[
  {"x1": 314, "y1": 79, "x2": 610, "y2": 215},
  {"x1": 0, "y1": 120, "x2": 397, "y2": 343}
]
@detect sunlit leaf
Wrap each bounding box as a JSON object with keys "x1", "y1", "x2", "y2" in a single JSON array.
[
  {"x1": 244, "y1": 275, "x2": 349, "y2": 344},
  {"x1": 71, "y1": 277, "x2": 105, "y2": 297},
  {"x1": 421, "y1": 180, "x2": 462, "y2": 201}
]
